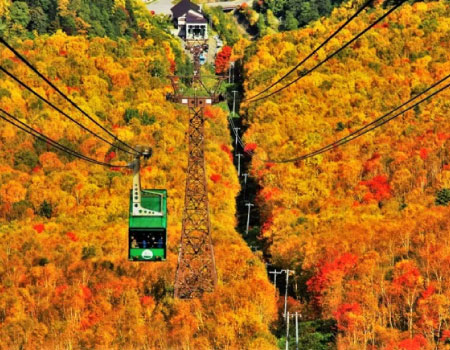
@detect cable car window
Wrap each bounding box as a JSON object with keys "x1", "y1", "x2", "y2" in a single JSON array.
[{"x1": 128, "y1": 189, "x2": 167, "y2": 262}]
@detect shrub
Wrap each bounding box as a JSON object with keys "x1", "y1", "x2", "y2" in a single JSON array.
[
  {"x1": 124, "y1": 109, "x2": 155, "y2": 125},
  {"x1": 0, "y1": 88, "x2": 11, "y2": 99},
  {"x1": 56, "y1": 138, "x2": 79, "y2": 162},
  {"x1": 37, "y1": 200, "x2": 53, "y2": 218},
  {"x1": 14, "y1": 150, "x2": 39, "y2": 170},
  {"x1": 82, "y1": 246, "x2": 96, "y2": 260},
  {"x1": 436, "y1": 188, "x2": 450, "y2": 206},
  {"x1": 10, "y1": 200, "x2": 34, "y2": 220},
  {"x1": 124, "y1": 108, "x2": 140, "y2": 124}
]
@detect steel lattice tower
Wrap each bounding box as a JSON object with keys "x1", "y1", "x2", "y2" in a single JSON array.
[
  {"x1": 167, "y1": 45, "x2": 224, "y2": 298},
  {"x1": 174, "y1": 104, "x2": 217, "y2": 298}
]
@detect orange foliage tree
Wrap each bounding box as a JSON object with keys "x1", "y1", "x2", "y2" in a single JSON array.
[
  {"x1": 0, "y1": 30, "x2": 277, "y2": 350},
  {"x1": 241, "y1": 1, "x2": 450, "y2": 348}
]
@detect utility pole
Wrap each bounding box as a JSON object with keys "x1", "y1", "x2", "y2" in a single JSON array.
[
  {"x1": 167, "y1": 45, "x2": 226, "y2": 299},
  {"x1": 269, "y1": 269, "x2": 283, "y2": 290},
  {"x1": 232, "y1": 90, "x2": 238, "y2": 116},
  {"x1": 243, "y1": 173, "x2": 248, "y2": 184},
  {"x1": 233, "y1": 127, "x2": 240, "y2": 155},
  {"x1": 245, "y1": 202, "x2": 254, "y2": 235},
  {"x1": 231, "y1": 62, "x2": 235, "y2": 84},
  {"x1": 286, "y1": 311, "x2": 290, "y2": 350},
  {"x1": 236, "y1": 153, "x2": 243, "y2": 176},
  {"x1": 282, "y1": 269, "x2": 294, "y2": 318},
  {"x1": 242, "y1": 173, "x2": 248, "y2": 201}
]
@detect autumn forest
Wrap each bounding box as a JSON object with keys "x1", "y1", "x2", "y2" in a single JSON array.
[{"x1": 0, "y1": 0, "x2": 450, "y2": 349}]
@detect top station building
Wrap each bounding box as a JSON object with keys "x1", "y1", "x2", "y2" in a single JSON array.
[{"x1": 171, "y1": 0, "x2": 208, "y2": 42}]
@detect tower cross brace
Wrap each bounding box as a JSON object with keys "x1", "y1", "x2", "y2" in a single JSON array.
[
  {"x1": 168, "y1": 46, "x2": 226, "y2": 299},
  {"x1": 174, "y1": 102, "x2": 218, "y2": 299}
]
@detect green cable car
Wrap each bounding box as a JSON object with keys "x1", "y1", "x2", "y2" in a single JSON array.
[{"x1": 128, "y1": 149, "x2": 167, "y2": 261}]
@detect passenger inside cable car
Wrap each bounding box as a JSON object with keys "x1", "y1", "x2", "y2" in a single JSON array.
[
  {"x1": 128, "y1": 162, "x2": 167, "y2": 261},
  {"x1": 129, "y1": 231, "x2": 166, "y2": 249}
]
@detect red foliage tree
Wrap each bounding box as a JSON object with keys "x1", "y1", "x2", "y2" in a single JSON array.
[
  {"x1": 169, "y1": 59, "x2": 176, "y2": 73},
  {"x1": 419, "y1": 148, "x2": 428, "y2": 160},
  {"x1": 221, "y1": 144, "x2": 233, "y2": 161},
  {"x1": 55, "y1": 285, "x2": 68, "y2": 296},
  {"x1": 261, "y1": 215, "x2": 274, "y2": 234},
  {"x1": 204, "y1": 106, "x2": 216, "y2": 119},
  {"x1": 437, "y1": 132, "x2": 450, "y2": 141},
  {"x1": 441, "y1": 330, "x2": 450, "y2": 342},
  {"x1": 33, "y1": 223, "x2": 45, "y2": 233},
  {"x1": 360, "y1": 175, "x2": 391, "y2": 203},
  {"x1": 80, "y1": 312, "x2": 100, "y2": 330},
  {"x1": 420, "y1": 284, "x2": 435, "y2": 300},
  {"x1": 215, "y1": 46, "x2": 232, "y2": 74},
  {"x1": 210, "y1": 174, "x2": 222, "y2": 183},
  {"x1": 398, "y1": 335, "x2": 427, "y2": 350},
  {"x1": 81, "y1": 286, "x2": 92, "y2": 301},
  {"x1": 105, "y1": 151, "x2": 116, "y2": 162},
  {"x1": 140, "y1": 295, "x2": 155, "y2": 307},
  {"x1": 244, "y1": 143, "x2": 257, "y2": 152},
  {"x1": 260, "y1": 187, "x2": 280, "y2": 201},
  {"x1": 66, "y1": 232, "x2": 79, "y2": 242},
  {"x1": 307, "y1": 253, "x2": 358, "y2": 295},
  {"x1": 333, "y1": 303, "x2": 361, "y2": 331},
  {"x1": 392, "y1": 260, "x2": 421, "y2": 291}
]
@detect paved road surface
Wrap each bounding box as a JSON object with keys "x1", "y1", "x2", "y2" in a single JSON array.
[
  {"x1": 205, "y1": 0, "x2": 253, "y2": 9},
  {"x1": 145, "y1": 0, "x2": 254, "y2": 15},
  {"x1": 145, "y1": 0, "x2": 174, "y2": 15}
]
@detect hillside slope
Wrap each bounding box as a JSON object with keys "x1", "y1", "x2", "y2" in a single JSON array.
[
  {"x1": 0, "y1": 0, "x2": 169, "y2": 39},
  {"x1": 242, "y1": 1, "x2": 450, "y2": 349},
  {"x1": 0, "y1": 29, "x2": 277, "y2": 350}
]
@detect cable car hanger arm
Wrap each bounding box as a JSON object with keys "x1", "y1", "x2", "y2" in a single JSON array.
[{"x1": 128, "y1": 147, "x2": 164, "y2": 217}]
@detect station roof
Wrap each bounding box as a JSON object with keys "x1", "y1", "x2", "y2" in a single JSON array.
[
  {"x1": 186, "y1": 12, "x2": 207, "y2": 24},
  {"x1": 171, "y1": 0, "x2": 201, "y2": 19}
]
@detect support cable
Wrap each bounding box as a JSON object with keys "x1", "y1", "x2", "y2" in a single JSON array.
[
  {"x1": 248, "y1": 0, "x2": 405, "y2": 103},
  {"x1": 0, "y1": 65, "x2": 136, "y2": 156},
  {"x1": 226, "y1": 92, "x2": 247, "y2": 150},
  {"x1": 228, "y1": 115, "x2": 249, "y2": 152},
  {"x1": 0, "y1": 107, "x2": 128, "y2": 169},
  {"x1": 0, "y1": 36, "x2": 140, "y2": 155},
  {"x1": 267, "y1": 74, "x2": 450, "y2": 163},
  {"x1": 245, "y1": 0, "x2": 374, "y2": 101}
]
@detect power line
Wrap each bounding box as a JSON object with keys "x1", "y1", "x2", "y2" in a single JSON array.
[
  {"x1": 300, "y1": 73, "x2": 450, "y2": 157},
  {"x1": 228, "y1": 115, "x2": 252, "y2": 155},
  {"x1": 267, "y1": 74, "x2": 450, "y2": 163},
  {"x1": 0, "y1": 107, "x2": 129, "y2": 168},
  {"x1": 0, "y1": 65, "x2": 137, "y2": 156},
  {"x1": 226, "y1": 92, "x2": 251, "y2": 153},
  {"x1": 0, "y1": 107, "x2": 128, "y2": 168},
  {"x1": 0, "y1": 36, "x2": 140, "y2": 155},
  {"x1": 248, "y1": 0, "x2": 406, "y2": 103},
  {"x1": 245, "y1": 0, "x2": 374, "y2": 101}
]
